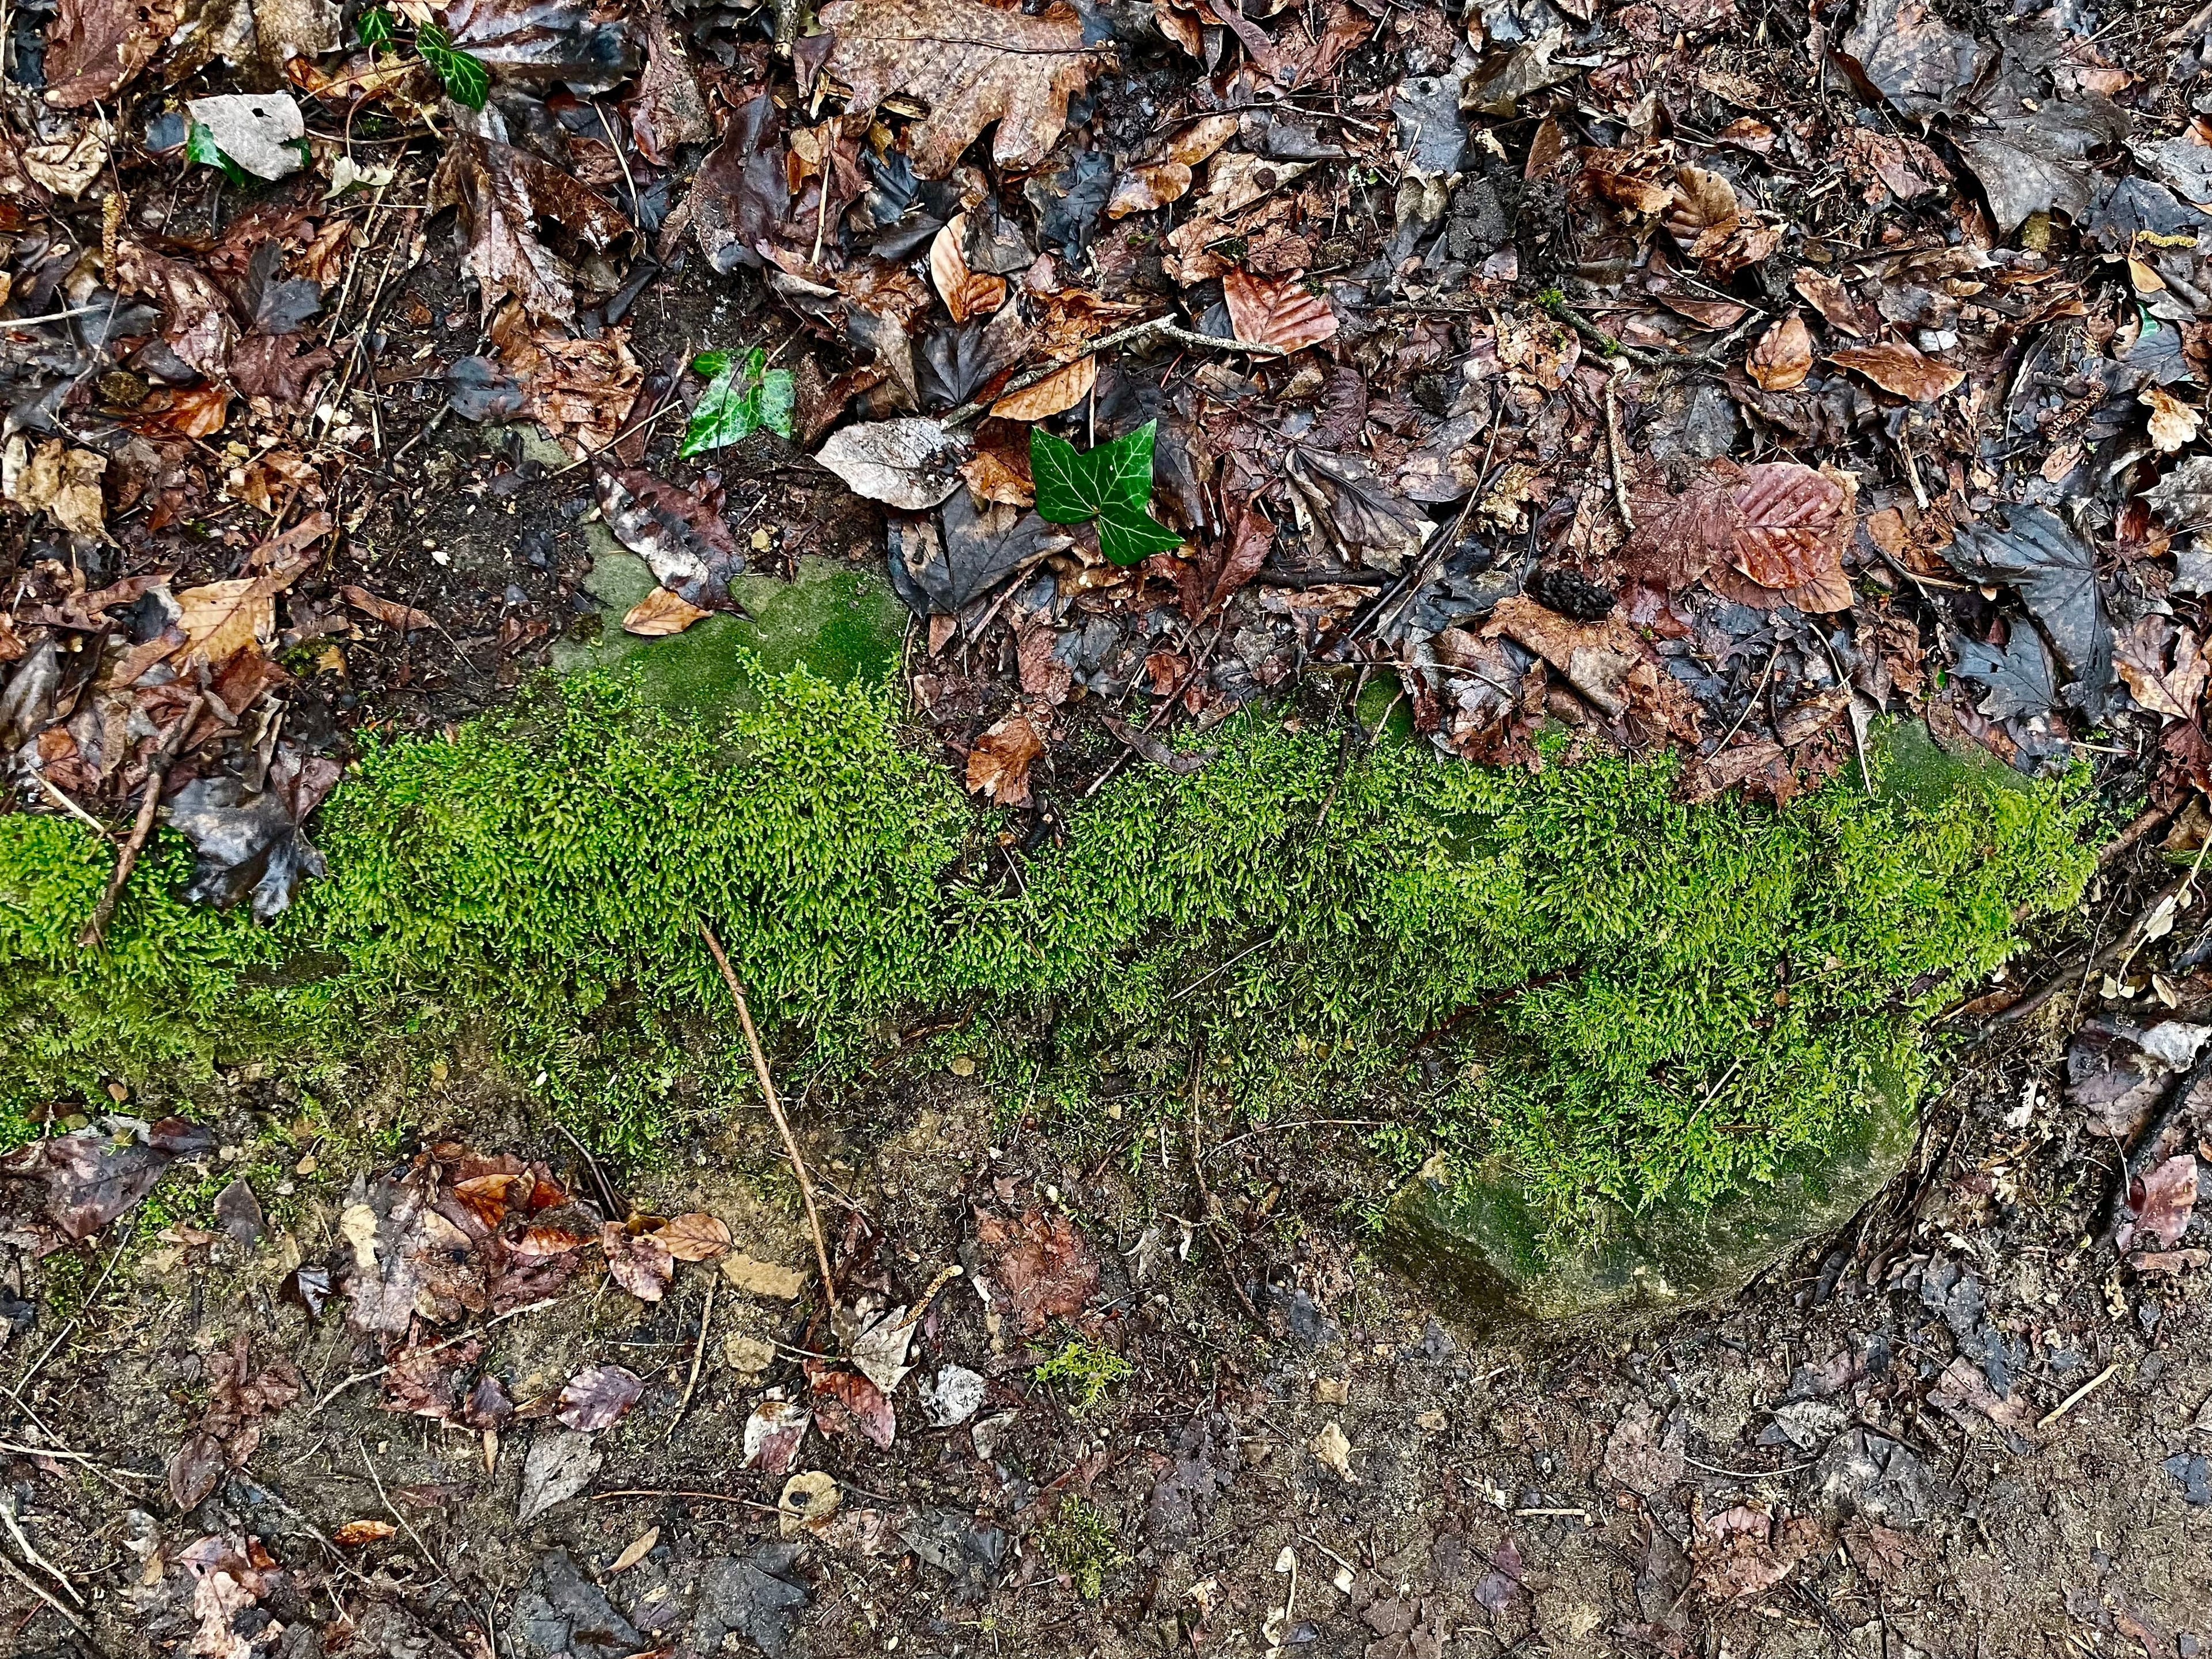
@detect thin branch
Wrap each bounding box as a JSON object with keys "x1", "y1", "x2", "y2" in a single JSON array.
[
  {"x1": 80, "y1": 691, "x2": 204, "y2": 949},
  {"x1": 698, "y1": 920, "x2": 839, "y2": 1331},
  {"x1": 942, "y1": 313, "x2": 1283, "y2": 430}
]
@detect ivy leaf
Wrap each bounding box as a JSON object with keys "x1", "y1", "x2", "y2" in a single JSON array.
[
  {"x1": 1096, "y1": 499, "x2": 1184, "y2": 566},
  {"x1": 356, "y1": 5, "x2": 395, "y2": 47},
  {"x1": 184, "y1": 122, "x2": 249, "y2": 186},
  {"x1": 1031, "y1": 420, "x2": 1179, "y2": 565},
  {"x1": 680, "y1": 347, "x2": 797, "y2": 457},
  {"x1": 419, "y1": 25, "x2": 491, "y2": 109}
]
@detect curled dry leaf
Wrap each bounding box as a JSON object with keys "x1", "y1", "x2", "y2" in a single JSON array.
[
  {"x1": 624, "y1": 588, "x2": 714, "y2": 637},
  {"x1": 820, "y1": 0, "x2": 1107, "y2": 179},
  {"x1": 1108, "y1": 162, "x2": 1194, "y2": 218},
  {"x1": 1746, "y1": 313, "x2": 1813, "y2": 392},
  {"x1": 991, "y1": 355, "x2": 1098, "y2": 423},
  {"x1": 602, "y1": 1222, "x2": 676, "y2": 1301},
  {"x1": 930, "y1": 217, "x2": 1008, "y2": 325},
  {"x1": 2115, "y1": 616, "x2": 2209, "y2": 722},
  {"x1": 815, "y1": 419, "x2": 968, "y2": 510},
  {"x1": 332, "y1": 1520, "x2": 399, "y2": 1547},
  {"x1": 340, "y1": 585, "x2": 435, "y2": 633},
  {"x1": 1829, "y1": 340, "x2": 1964, "y2": 402},
  {"x1": 2145, "y1": 385, "x2": 2202, "y2": 454},
  {"x1": 1793, "y1": 267, "x2": 1868, "y2": 337},
  {"x1": 1222, "y1": 270, "x2": 1339, "y2": 354},
  {"x1": 1664, "y1": 166, "x2": 1740, "y2": 259},
  {"x1": 517, "y1": 1224, "x2": 592, "y2": 1257},
  {"x1": 1, "y1": 438, "x2": 105, "y2": 537},
  {"x1": 967, "y1": 714, "x2": 1045, "y2": 808},
  {"x1": 557, "y1": 1363, "x2": 646, "y2": 1431}
]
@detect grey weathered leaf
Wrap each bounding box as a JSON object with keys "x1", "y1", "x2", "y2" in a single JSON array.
[
  {"x1": 2134, "y1": 138, "x2": 2212, "y2": 210},
  {"x1": 1835, "y1": 0, "x2": 1982, "y2": 118},
  {"x1": 816, "y1": 419, "x2": 968, "y2": 510},
  {"x1": 1285, "y1": 446, "x2": 1430, "y2": 574},
  {"x1": 1942, "y1": 506, "x2": 2112, "y2": 717},
  {"x1": 184, "y1": 93, "x2": 305, "y2": 181},
  {"x1": 1953, "y1": 630, "x2": 2057, "y2": 721},
  {"x1": 2148, "y1": 456, "x2": 2212, "y2": 538},
  {"x1": 594, "y1": 467, "x2": 746, "y2": 612},
  {"x1": 1954, "y1": 96, "x2": 2130, "y2": 233},
  {"x1": 518, "y1": 1428, "x2": 601, "y2": 1523},
  {"x1": 556, "y1": 1363, "x2": 645, "y2": 1431}
]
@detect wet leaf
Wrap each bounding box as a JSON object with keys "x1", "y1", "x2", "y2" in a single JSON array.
[
  {"x1": 1944, "y1": 506, "x2": 2113, "y2": 713},
  {"x1": 1829, "y1": 340, "x2": 1963, "y2": 402},
  {"x1": 332, "y1": 1520, "x2": 399, "y2": 1546},
  {"x1": 1835, "y1": 0, "x2": 1982, "y2": 118},
  {"x1": 341, "y1": 585, "x2": 435, "y2": 633},
  {"x1": 1284, "y1": 446, "x2": 1429, "y2": 574},
  {"x1": 1746, "y1": 313, "x2": 1812, "y2": 392},
  {"x1": 431, "y1": 136, "x2": 628, "y2": 325},
  {"x1": 603, "y1": 1223, "x2": 676, "y2": 1301},
  {"x1": 2129, "y1": 1155, "x2": 2199, "y2": 1251},
  {"x1": 1627, "y1": 459, "x2": 1852, "y2": 612},
  {"x1": 1108, "y1": 162, "x2": 1194, "y2": 218},
  {"x1": 2145, "y1": 385, "x2": 2201, "y2": 454},
  {"x1": 1954, "y1": 630, "x2": 2058, "y2": 721},
  {"x1": 167, "y1": 1430, "x2": 226, "y2": 1512},
  {"x1": 2116, "y1": 617, "x2": 2207, "y2": 722},
  {"x1": 517, "y1": 1427, "x2": 601, "y2": 1523},
  {"x1": 975, "y1": 1207, "x2": 1098, "y2": 1335},
  {"x1": 595, "y1": 466, "x2": 747, "y2": 613},
  {"x1": 805, "y1": 1362, "x2": 897, "y2": 1449},
  {"x1": 1954, "y1": 94, "x2": 2130, "y2": 235},
  {"x1": 990, "y1": 356, "x2": 1097, "y2": 423},
  {"x1": 682, "y1": 347, "x2": 796, "y2": 456},
  {"x1": 820, "y1": 0, "x2": 1107, "y2": 179},
  {"x1": 1033, "y1": 421, "x2": 1183, "y2": 565},
  {"x1": 167, "y1": 750, "x2": 341, "y2": 922},
  {"x1": 967, "y1": 714, "x2": 1044, "y2": 808},
  {"x1": 1222, "y1": 270, "x2": 1339, "y2": 354},
  {"x1": 847, "y1": 1305, "x2": 919, "y2": 1396},
  {"x1": 816, "y1": 418, "x2": 968, "y2": 510},
  {"x1": 557, "y1": 1363, "x2": 645, "y2": 1431}
]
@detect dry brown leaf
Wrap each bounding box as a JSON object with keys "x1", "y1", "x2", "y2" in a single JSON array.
[
  {"x1": 1830, "y1": 339, "x2": 1964, "y2": 402},
  {"x1": 609, "y1": 1527, "x2": 660, "y2": 1574},
  {"x1": 930, "y1": 216, "x2": 1008, "y2": 324},
  {"x1": 2146, "y1": 385, "x2": 2202, "y2": 454},
  {"x1": 2, "y1": 438, "x2": 106, "y2": 537},
  {"x1": 1482, "y1": 593, "x2": 1702, "y2": 738},
  {"x1": 623, "y1": 586, "x2": 713, "y2": 637},
  {"x1": 820, "y1": 0, "x2": 1108, "y2": 179},
  {"x1": 331, "y1": 1520, "x2": 398, "y2": 1547},
  {"x1": 2116, "y1": 615, "x2": 2209, "y2": 721},
  {"x1": 1165, "y1": 112, "x2": 1241, "y2": 168},
  {"x1": 959, "y1": 449, "x2": 1035, "y2": 505},
  {"x1": 341, "y1": 585, "x2": 435, "y2": 633},
  {"x1": 1746, "y1": 312, "x2": 1813, "y2": 392},
  {"x1": 557, "y1": 1363, "x2": 645, "y2": 1431},
  {"x1": 1665, "y1": 165, "x2": 1740, "y2": 259},
  {"x1": 655, "y1": 1211, "x2": 732, "y2": 1262},
  {"x1": 173, "y1": 567, "x2": 304, "y2": 667},
  {"x1": 1626, "y1": 460, "x2": 1853, "y2": 613},
  {"x1": 990, "y1": 355, "x2": 1097, "y2": 422},
  {"x1": 1222, "y1": 270, "x2": 1338, "y2": 354},
  {"x1": 975, "y1": 1207, "x2": 1099, "y2": 1334},
  {"x1": 1107, "y1": 162, "x2": 1194, "y2": 218},
  {"x1": 967, "y1": 713, "x2": 1044, "y2": 806},
  {"x1": 1791, "y1": 267, "x2": 1868, "y2": 337}
]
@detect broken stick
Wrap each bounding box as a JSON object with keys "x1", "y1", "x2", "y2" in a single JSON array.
[
  {"x1": 79, "y1": 691, "x2": 204, "y2": 950},
  {"x1": 699, "y1": 919, "x2": 838, "y2": 1327}
]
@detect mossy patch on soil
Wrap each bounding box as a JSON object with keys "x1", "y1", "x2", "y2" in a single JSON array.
[{"x1": 0, "y1": 665, "x2": 2096, "y2": 1241}]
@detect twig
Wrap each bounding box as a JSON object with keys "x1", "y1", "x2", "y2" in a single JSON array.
[
  {"x1": 594, "y1": 102, "x2": 640, "y2": 221},
  {"x1": 28, "y1": 769, "x2": 109, "y2": 838},
  {"x1": 590, "y1": 1488, "x2": 782, "y2": 1511},
  {"x1": 2036, "y1": 1362, "x2": 2118, "y2": 1430},
  {"x1": 942, "y1": 314, "x2": 1282, "y2": 429},
  {"x1": 79, "y1": 691, "x2": 203, "y2": 949},
  {"x1": 1542, "y1": 299, "x2": 1671, "y2": 369},
  {"x1": 0, "y1": 1546, "x2": 91, "y2": 1642},
  {"x1": 658, "y1": 1272, "x2": 716, "y2": 1444},
  {"x1": 358, "y1": 1442, "x2": 437, "y2": 1566},
  {"x1": 548, "y1": 404, "x2": 679, "y2": 478},
  {"x1": 309, "y1": 1297, "x2": 559, "y2": 1415},
  {"x1": 0, "y1": 302, "x2": 111, "y2": 327},
  {"x1": 0, "y1": 1500, "x2": 81, "y2": 1608},
  {"x1": 1603, "y1": 361, "x2": 1635, "y2": 531},
  {"x1": 698, "y1": 921, "x2": 838, "y2": 1330}
]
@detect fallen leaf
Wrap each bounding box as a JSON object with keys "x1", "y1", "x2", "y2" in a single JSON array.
[
  {"x1": 623, "y1": 588, "x2": 714, "y2": 637},
  {"x1": 1665, "y1": 166, "x2": 1740, "y2": 259},
  {"x1": 2, "y1": 438, "x2": 107, "y2": 537},
  {"x1": 779, "y1": 1469, "x2": 841, "y2": 1536},
  {"x1": 920, "y1": 1365, "x2": 987, "y2": 1427},
  {"x1": 820, "y1": 0, "x2": 1107, "y2": 179},
  {"x1": 1222, "y1": 270, "x2": 1339, "y2": 354},
  {"x1": 595, "y1": 467, "x2": 748, "y2": 613},
  {"x1": 967, "y1": 714, "x2": 1044, "y2": 807},
  {"x1": 167, "y1": 1431, "x2": 227, "y2": 1512},
  {"x1": 975, "y1": 1207, "x2": 1099, "y2": 1335},
  {"x1": 847, "y1": 1305, "x2": 919, "y2": 1396},
  {"x1": 2146, "y1": 386, "x2": 2202, "y2": 454},
  {"x1": 628, "y1": 4, "x2": 711, "y2": 165},
  {"x1": 1312, "y1": 1420, "x2": 1355, "y2": 1482},
  {"x1": 432, "y1": 135, "x2": 628, "y2": 325},
  {"x1": 1830, "y1": 340, "x2": 1964, "y2": 402},
  {"x1": 1691, "y1": 1503, "x2": 1821, "y2": 1600},
  {"x1": 1108, "y1": 162, "x2": 1194, "y2": 218},
  {"x1": 1953, "y1": 93, "x2": 2128, "y2": 235},
  {"x1": 2116, "y1": 616, "x2": 2209, "y2": 722},
  {"x1": 518, "y1": 1427, "x2": 601, "y2": 1523},
  {"x1": 1955, "y1": 630, "x2": 2059, "y2": 721},
  {"x1": 558, "y1": 1363, "x2": 646, "y2": 1431},
  {"x1": 806, "y1": 1363, "x2": 897, "y2": 1449},
  {"x1": 723, "y1": 1253, "x2": 806, "y2": 1298},
  {"x1": 991, "y1": 356, "x2": 1097, "y2": 423},
  {"x1": 166, "y1": 748, "x2": 339, "y2": 922},
  {"x1": 1792, "y1": 268, "x2": 1868, "y2": 337},
  {"x1": 1945, "y1": 505, "x2": 2112, "y2": 713},
  {"x1": 23, "y1": 121, "x2": 109, "y2": 198},
  {"x1": 655, "y1": 1211, "x2": 732, "y2": 1262},
  {"x1": 1626, "y1": 460, "x2": 1853, "y2": 612},
  {"x1": 609, "y1": 1526, "x2": 660, "y2": 1574},
  {"x1": 332, "y1": 1520, "x2": 399, "y2": 1547},
  {"x1": 2127, "y1": 1154, "x2": 2199, "y2": 1250},
  {"x1": 341, "y1": 585, "x2": 435, "y2": 633},
  {"x1": 185, "y1": 92, "x2": 305, "y2": 182},
  {"x1": 745, "y1": 1400, "x2": 813, "y2": 1474},
  {"x1": 816, "y1": 418, "x2": 968, "y2": 510},
  {"x1": 603, "y1": 1222, "x2": 676, "y2": 1301},
  {"x1": 1283, "y1": 446, "x2": 1428, "y2": 573},
  {"x1": 1835, "y1": 0, "x2": 1983, "y2": 119},
  {"x1": 930, "y1": 217, "x2": 1009, "y2": 325},
  {"x1": 171, "y1": 569, "x2": 300, "y2": 668},
  {"x1": 1746, "y1": 313, "x2": 1813, "y2": 392}
]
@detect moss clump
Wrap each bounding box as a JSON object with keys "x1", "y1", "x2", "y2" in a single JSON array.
[
  {"x1": 1033, "y1": 1495, "x2": 1126, "y2": 1601},
  {"x1": 0, "y1": 666, "x2": 2094, "y2": 1234},
  {"x1": 1033, "y1": 1335, "x2": 1133, "y2": 1416}
]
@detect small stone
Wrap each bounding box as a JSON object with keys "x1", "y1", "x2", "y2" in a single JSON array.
[
  {"x1": 724, "y1": 1334, "x2": 775, "y2": 1378},
  {"x1": 722, "y1": 1255, "x2": 805, "y2": 1299},
  {"x1": 1416, "y1": 1408, "x2": 1448, "y2": 1431},
  {"x1": 1311, "y1": 1420, "x2": 1355, "y2": 1482},
  {"x1": 778, "y1": 1470, "x2": 840, "y2": 1536},
  {"x1": 949, "y1": 1055, "x2": 976, "y2": 1077},
  {"x1": 1315, "y1": 1377, "x2": 1349, "y2": 1404}
]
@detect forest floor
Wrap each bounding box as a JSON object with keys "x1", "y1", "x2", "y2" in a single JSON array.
[{"x1": 6, "y1": 0, "x2": 2212, "y2": 1652}]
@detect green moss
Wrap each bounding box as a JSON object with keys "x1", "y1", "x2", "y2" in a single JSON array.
[
  {"x1": 1033, "y1": 1495, "x2": 1126, "y2": 1600},
  {"x1": 0, "y1": 665, "x2": 2096, "y2": 1236},
  {"x1": 1033, "y1": 1334, "x2": 1133, "y2": 1416}
]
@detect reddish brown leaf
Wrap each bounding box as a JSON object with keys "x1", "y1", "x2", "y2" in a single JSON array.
[
  {"x1": 1791, "y1": 268, "x2": 1869, "y2": 337},
  {"x1": 341, "y1": 585, "x2": 436, "y2": 634},
  {"x1": 603, "y1": 1222, "x2": 676, "y2": 1301},
  {"x1": 2128, "y1": 1154, "x2": 2199, "y2": 1251},
  {"x1": 1830, "y1": 340, "x2": 1964, "y2": 402},
  {"x1": 1627, "y1": 460, "x2": 1853, "y2": 613},
  {"x1": 655, "y1": 1211, "x2": 733, "y2": 1262},
  {"x1": 2116, "y1": 616, "x2": 2209, "y2": 722},
  {"x1": 332, "y1": 1520, "x2": 399, "y2": 1547},
  {"x1": 975, "y1": 1207, "x2": 1099, "y2": 1336},
  {"x1": 1664, "y1": 166, "x2": 1740, "y2": 259},
  {"x1": 1746, "y1": 313, "x2": 1812, "y2": 392},
  {"x1": 1222, "y1": 270, "x2": 1338, "y2": 354},
  {"x1": 967, "y1": 714, "x2": 1045, "y2": 808},
  {"x1": 805, "y1": 1362, "x2": 897, "y2": 1449},
  {"x1": 558, "y1": 1363, "x2": 646, "y2": 1431},
  {"x1": 517, "y1": 1224, "x2": 591, "y2": 1257}
]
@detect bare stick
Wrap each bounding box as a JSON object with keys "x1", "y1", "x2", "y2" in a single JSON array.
[
  {"x1": 658, "y1": 1271, "x2": 716, "y2": 1444},
  {"x1": 309, "y1": 1296, "x2": 559, "y2": 1415},
  {"x1": 942, "y1": 313, "x2": 1282, "y2": 430},
  {"x1": 0, "y1": 1546, "x2": 90, "y2": 1641},
  {"x1": 698, "y1": 920, "x2": 838, "y2": 1327},
  {"x1": 81, "y1": 691, "x2": 203, "y2": 949},
  {"x1": 1603, "y1": 361, "x2": 1635, "y2": 531}
]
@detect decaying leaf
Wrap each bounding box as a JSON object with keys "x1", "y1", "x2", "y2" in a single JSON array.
[
  {"x1": 185, "y1": 92, "x2": 306, "y2": 182},
  {"x1": 974, "y1": 1207, "x2": 1098, "y2": 1334},
  {"x1": 1830, "y1": 340, "x2": 1964, "y2": 403},
  {"x1": 557, "y1": 1363, "x2": 645, "y2": 1431},
  {"x1": 332, "y1": 1520, "x2": 399, "y2": 1547},
  {"x1": 990, "y1": 356, "x2": 1097, "y2": 423},
  {"x1": 2146, "y1": 386, "x2": 2202, "y2": 454},
  {"x1": 967, "y1": 714, "x2": 1045, "y2": 807},
  {"x1": 1222, "y1": 270, "x2": 1339, "y2": 354},
  {"x1": 816, "y1": 419, "x2": 968, "y2": 510},
  {"x1": 1284, "y1": 446, "x2": 1428, "y2": 573},
  {"x1": 341, "y1": 585, "x2": 435, "y2": 633},
  {"x1": 807, "y1": 1362, "x2": 897, "y2": 1449},
  {"x1": 0, "y1": 1118, "x2": 215, "y2": 1257},
  {"x1": 603, "y1": 1222, "x2": 676, "y2": 1301},
  {"x1": 1626, "y1": 460, "x2": 1853, "y2": 613},
  {"x1": 821, "y1": 0, "x2": 1108, "y2": 179},
  {"x1": 2, "y1": 437, "x2": 107, "y2": 537},
  {"x1": 594, "y1": 466, "x2": 747, "y2": 614},
  {"x1": 931, "y1": 217, "x2": 1008, "y2": 325},
  {"x1": 1945, "y1": 506, "x2": 2113, "y2": 714},
  {"x1": 745, "y1": 1400, "x2": 813, "y2": 1474},
  {"x1": 167, "y1": 749, "x2": 342, "y2": 922},
  {"x1": 518, "y1": 1427, "x2": 601, "y2": 1523},
  {"x1": 623, "y1": 588, "x2": 714, "y2": 637},
  {"x1": 1746, "y1": 313, "x2": 1812, "y2": 392},
  {"x1": 2115, "y1": 616, "x2": 2207, "y2": 722},
  {"x1": 656, "y1": 1211, "x2": 733, "y2": 1262},
  {"x1": 432, "y1": 136, "x2": 629, "y2": 325}
]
